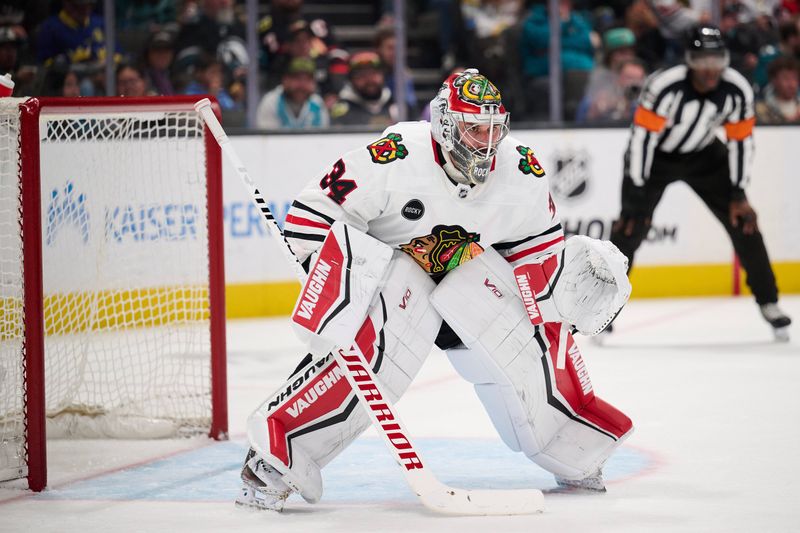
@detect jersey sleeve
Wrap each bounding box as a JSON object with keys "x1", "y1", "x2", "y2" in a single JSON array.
[
  {"x1": 722, "y1": 69, "x2": 756, "y2": 192},
  {"x1": 493, "y1": 220, "x2": 565, "y2": 268},
  {"x1": 627, "y1": 69, "x2": 678, "y2": 186},
  {"x1": 493, "y1": 185, "x2": 565, "y2": 269},
  {"x1": 283, "y1": 143, "x2": 387, "y2": 263}
]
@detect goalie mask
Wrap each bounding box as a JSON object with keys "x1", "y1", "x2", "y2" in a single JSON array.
[{"x1": 430, "y1": 69, "x2": 509, "y2": 185}]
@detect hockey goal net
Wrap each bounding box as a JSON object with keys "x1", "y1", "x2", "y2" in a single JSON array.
[{"x1": 0, "y1": 96, "x2": 227, "y2": 491}]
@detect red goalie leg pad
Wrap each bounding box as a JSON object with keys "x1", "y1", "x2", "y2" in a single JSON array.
[
  {"x1": 584, "y1": 397, "x2": 633, "y2": 439},
  {"x1": 514, "y1": 253, "x2": 560, "y2": 325},
  {"x1": 543, "y1": 323, "x2": 632, "y2": 439},
  {"x1": 291, "y1": 231, "x2": 345, "y2": 334},
  {"x1": 265, "y1": 316, "x2": 381, "y2": 467},
  {"x1": 269, "y1": 417, "x2": 289, "y2": 467}
]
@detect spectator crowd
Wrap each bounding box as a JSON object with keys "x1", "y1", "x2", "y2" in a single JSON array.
[{"x1": 3, "y1": 0, "x2": 800, "y2": 128}]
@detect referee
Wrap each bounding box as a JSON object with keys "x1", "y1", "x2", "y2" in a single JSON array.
[{"x1": 610, "y1": 24, "x2": 792, "y2": 340}]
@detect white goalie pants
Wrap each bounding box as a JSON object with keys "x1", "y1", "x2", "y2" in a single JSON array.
[{"x1": 430, "y1": 248, "x2": 634, "y2": 480}]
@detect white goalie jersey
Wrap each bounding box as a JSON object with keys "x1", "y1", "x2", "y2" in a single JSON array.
[{"x1": 283, "y1": 121, "x2": 564, "y2": 275}]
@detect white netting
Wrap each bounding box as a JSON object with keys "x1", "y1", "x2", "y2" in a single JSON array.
[
  {"x1": 0, "y1": 98, "x2": 26, "y2": 483},
  {"x1": 0, "y1": 100, "x2": 216, "y2": 484}
]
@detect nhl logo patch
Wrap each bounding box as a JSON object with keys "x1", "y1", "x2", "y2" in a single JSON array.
[
  {"x1": 551, "y1": 149, "x2": 591, "y2": 201},
  {"x1": 401, "y1": 199, "x2": 425, "y2": 220},
  {"x1": 367, "y1": 133, "x2": 408, "y2": 164},
  {"x1": 516, "y1": 145, "x2": 545, "y2": 177}
]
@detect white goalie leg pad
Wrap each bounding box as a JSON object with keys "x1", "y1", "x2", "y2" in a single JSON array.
[
  {"x1": 431, "y1": 247, "x2": 633, "y2": 479},
  {"x1": 248, "y1": 253, "x2": 442, "y2": 503},
  {"x1": 291, "y1": 220, "x2": 394, "y2": 354}
]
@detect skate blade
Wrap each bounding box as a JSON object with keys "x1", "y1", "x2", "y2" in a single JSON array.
[
  {"x1": 773, "y1": 327, "x2": 790, "y2": 343},
  {"x1": 234, "y1": 497, "x2": 285, "y2": 512},
  {"x1": 234, "y1": 486, "x2": 286, "y2": 512},
  {"x1": 547, "y1": 484, "x2": 607, "y2": 494}
]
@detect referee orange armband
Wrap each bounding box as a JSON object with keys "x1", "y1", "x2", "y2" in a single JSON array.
[
  {"x1": 633, "y1": 106, "x2": 667, "y2": 132},
  {"x1": 724, "y1": 117, "x2": 755, "y2": 141}
]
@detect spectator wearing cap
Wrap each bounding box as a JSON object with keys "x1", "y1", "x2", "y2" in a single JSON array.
[
  {"x1": 142, "y1": 30, "x2": 176, "y2": 95},
  {"x1": 586, "y1": 28, "x2": 636, "y2": 94},
  {"x1": 578, "y1": 27, "x2": 641, "y2": 117},
  {"x1": 756, "y1": 55, "x2": 800, "y2": 123},
  {"x1": 330, "y1": 51, "x2": 395, "y2": 128},
  {"x1": 36, "y1": 0, "x2": 121, "y2": 69},
  {"x1": 264, "y1": 18, "x2": 345, "y2": 104},
  {"x1": 256, "y1": 56, "x2": 329, "y2": 129},
  {"x1": 601, "y1": 27, "x2": 638, "y2": 71},
  {"x1": 576, "y1": 56, "x2": 647, "y2": 123},
  {"x1": 265, "y1": 19, "x2": 317, "y2": 89}
]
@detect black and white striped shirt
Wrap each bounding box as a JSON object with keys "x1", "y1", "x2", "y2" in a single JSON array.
[{"x1": 627, "y1": 64, "x2": 755, "y2": 191}]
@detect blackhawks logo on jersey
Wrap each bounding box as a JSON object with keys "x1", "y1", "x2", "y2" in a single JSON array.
[
  {"x1": 517, "y1": 145, "x2": 545, "y2": 177},
  {"x1": 399, "y1": 224, "x2": 483, "y2": 275},
  {"x1": 367, "y1": 133, "x2": 408, "y2": 164},
  {"x1": 453, "y1": 72, "x2": 502, "y2": 106}
]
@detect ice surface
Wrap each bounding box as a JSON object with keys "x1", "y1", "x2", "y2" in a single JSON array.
[{"x1": 1, "y1": 296, "x2": 798, "y2": 532}]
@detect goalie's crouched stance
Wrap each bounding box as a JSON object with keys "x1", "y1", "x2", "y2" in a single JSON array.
[
  {"x1": 238, "y1": 224, "x2": 633, "y2": 510},
  {"x1": 238, "y1": 223, "x2": 443, "y2": 511},
  {"x1": 430, "y1": 243, "x2": 633, "y2": 491}
]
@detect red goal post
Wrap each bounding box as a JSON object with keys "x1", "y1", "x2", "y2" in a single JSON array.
[{"x1": 0, "y1": 96, "x2": 227, "y2": 492}]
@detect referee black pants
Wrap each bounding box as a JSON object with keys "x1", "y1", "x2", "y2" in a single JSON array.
[{"x1": 610, "y1": 140, "x2": 779, "y2": 305}]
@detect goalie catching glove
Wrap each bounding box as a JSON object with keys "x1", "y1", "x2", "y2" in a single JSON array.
[{"x1": 513, "y1": 236, "x2": 631, "y2": 335}]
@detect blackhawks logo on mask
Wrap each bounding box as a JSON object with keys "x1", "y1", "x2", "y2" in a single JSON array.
[
  {"x1": 399, "y1": 224, "x2": 483, "y2": 275},
  {"x1": 367, "y1": 133, "x2": 408, "y2": 164},
  {"x1": 453, "y1": 73, "x2": 502, "y2": 106},
  {"x1": 517, "y1": 145, "x2": 545, "y2": 177}
]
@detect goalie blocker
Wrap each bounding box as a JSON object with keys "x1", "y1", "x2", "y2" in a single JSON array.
[{"x1": 247, "y1": 223, "x2": 632, "y2": 501}]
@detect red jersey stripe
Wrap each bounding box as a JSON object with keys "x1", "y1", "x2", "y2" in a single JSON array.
[
  {"x1": 285, "y1": 213, "x2": 332, "y2": 230},
  {"x1": 504, "y1": 236, "x2": 564, "y2": 263}
]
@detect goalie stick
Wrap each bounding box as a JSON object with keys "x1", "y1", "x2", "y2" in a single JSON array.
[{"x1": 194, "y1": 98, "x2": 545, "y2": 516}]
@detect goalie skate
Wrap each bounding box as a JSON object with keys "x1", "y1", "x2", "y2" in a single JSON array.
[
  {"x1": 554, "y1": 470, "x2": 607, "y2": 493},
  {"x1": 759, "y1": 303, "x2": 791, "y2": 342},
  {"x1": 235, "y1": 449, "x2": 292, "y2": 512}
]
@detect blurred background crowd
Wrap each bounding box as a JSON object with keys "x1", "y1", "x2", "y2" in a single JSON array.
[{"x1": 2, "y1": 0, "x2": 800, "y2": 129}]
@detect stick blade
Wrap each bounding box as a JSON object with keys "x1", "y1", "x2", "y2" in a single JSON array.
[{"x1": 418, "y1": 486, "x2": 545, "y2": 516}]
